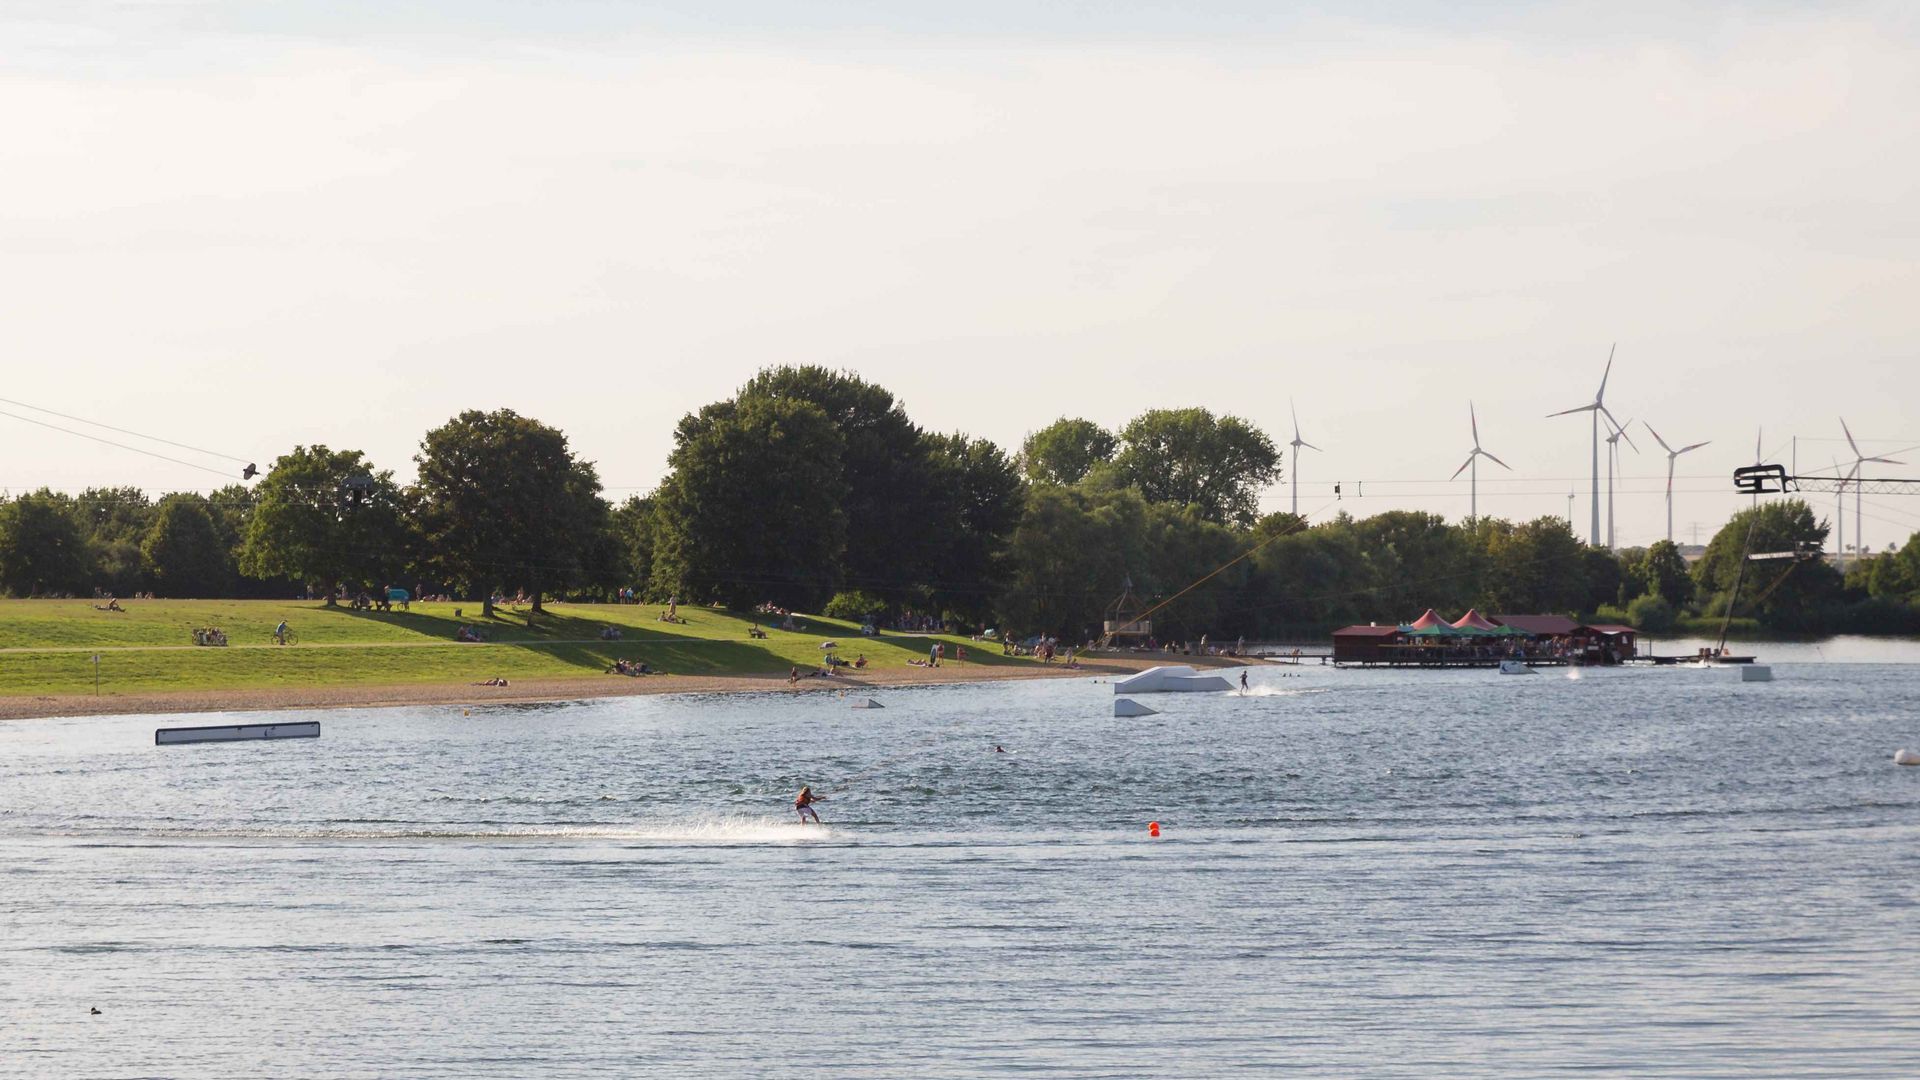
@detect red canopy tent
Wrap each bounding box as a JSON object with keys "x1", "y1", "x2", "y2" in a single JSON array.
[
  {"x1": 1450, "y1": 608, "x2": 1501, "y2": 633},
  {"x1": 1407, "y1": 609, "x2": 1452, "y2": 630}
]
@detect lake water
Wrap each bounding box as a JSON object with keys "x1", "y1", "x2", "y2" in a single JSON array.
[{"x1": 4, "y1": 637, "x2": 1919, "y2": 1077}]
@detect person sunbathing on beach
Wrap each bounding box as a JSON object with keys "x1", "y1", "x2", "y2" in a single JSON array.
[
  {"x1": 476, "y1": 677, "x2": 509, "y2": 687},
  {"x1": 794, "y1": 786, "x2": 822, "y2": 824}
]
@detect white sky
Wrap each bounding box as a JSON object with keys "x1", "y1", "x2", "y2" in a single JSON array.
[{"x1": 3, "y1": 1, "x2": 1917, "y2": 551}]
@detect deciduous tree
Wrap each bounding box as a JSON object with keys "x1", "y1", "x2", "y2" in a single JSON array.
[
  {"x1": 414, "y1": 410, "x2": 604, "y2": 613},
  {"x1": 1109, "y1": 408, "x2": 1280, "y2": 527},
  {"x1": 240, "y1": 446, "x2": 408, "y2": 605}
]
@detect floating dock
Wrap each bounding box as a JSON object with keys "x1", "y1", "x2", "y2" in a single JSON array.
[{"x1": 156, "y1": 721, "x2": 321, "y2": 745}]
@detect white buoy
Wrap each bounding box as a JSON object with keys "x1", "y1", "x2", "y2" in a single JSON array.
[
  {"x1": 1895, "y1": 748, "x2": 1920, "y2": 766},
  {"x1": 1113, "y1": 698, "x2": 1159, "y2": 718}
]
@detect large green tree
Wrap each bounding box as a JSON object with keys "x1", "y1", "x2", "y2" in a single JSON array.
[
  {"x1": 1479, "y1": 516, "x2": 1588, "y2": 614},
  {"x1": 74, "y1": 486, "x2": 153, "y2": 596},
  {"x1": 1693, "y1": 500, "x2": 1839, "y2": 629},
  {"x1": 1019, "y1": 418, "x2": 1118, "y2": 486},
  {"x1": 141, "y1": 494, "x2": 231, "y2": 598},
  {"x1": 995, "y1": 484, "x2": 1151, "y2": 639},
  {"x1": 924, "y1": 431, "x2": 1027, "y2": 621},
  {"x1": 1109, "y1": 408, "x2": 1280, "y2": 527},
  {"x1": 0, "y1": 490, "x2": 91, "y2": 596},
  {"x1": 1632, "y1": 540, "x2": 1695, "y2": 607},
  {"x1": 240, "y1": 445, "x2": 409, "y2": 605},
  {"x1": 649, "y1": 395, "x2": 848, "y2": 609},
  {"x1": 414, "y1": 410, "x2": 604, "y2": 613},
  {"x1": 704, "y1": 366, "x2": 940, "y2": 596}
]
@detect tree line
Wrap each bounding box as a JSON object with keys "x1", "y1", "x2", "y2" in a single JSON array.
[{"x1": 2, "y1": 365, "x2": 1916, "y2": 636}]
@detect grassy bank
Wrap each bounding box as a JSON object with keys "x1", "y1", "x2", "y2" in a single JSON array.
[{"x1": 0, "y1": 599, "x2": 1029, "y2": 697}]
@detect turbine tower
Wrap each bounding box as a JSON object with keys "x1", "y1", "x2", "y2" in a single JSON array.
[
  {"x1": 1833, "y1": 456, "x2": 1847, "y2": 568},
  {"x1": 1643, "y1": 422, "x2": 1710, "y2": 545},
  {"x1": 1840, "y1": 418, "x2": 1904, "y2": 568},
  {"x1": 1450, "y1": 401, "x2": 1509, "y2": 521},
  {"x1": 1602, "y1": 414, "x2": 1638, "y2": 550},
  {"x1": 1288, "y1": 399, "x2": 1320, "y2": 517},
  {"x1": 1548, "y1": 345, "x2": 1621, "y2": 546}
]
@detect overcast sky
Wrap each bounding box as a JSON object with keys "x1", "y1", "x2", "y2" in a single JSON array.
[{"x1": 3, "y1": 1, "x2": 1917, "y2": 551}]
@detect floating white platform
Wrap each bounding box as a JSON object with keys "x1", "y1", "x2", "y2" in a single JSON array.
[
  {"x1": 1740, "y1": 665, "x2": 1773, "y2": 682},
  {"x1": 1113, "y1": 698, "x2": 1159, "y2": 718},
  {"x1": 1112, "y1": 665, "x2": 1233, "y2": 695},
  {"x1": 155, "y1": 721, "x2": 321, "y2": 745}
]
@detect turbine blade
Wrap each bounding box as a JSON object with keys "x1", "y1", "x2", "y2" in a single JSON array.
[
  {"x1": 1596, "y1": 343, "x2": 1614, "y2": 403},
  {"x1": 1547, "y1": 404, "x2": 1598, "y2": 418},
  {"x1": 1643, "y1": 422, "x2": 1674, "y2": 454},
  {"x1": 1481, "y1": 451, "x2": 1512, "y2": 471},
  {"x1": 1291, "y1": 399, "x2": 1301, "y2": 442},
  {"x1": 1865, "y1": 455, "x2": 1905, "y2": 466},
  {"x1": 1451, "y1": 453, "x2": 1476, "y2": 480},
  {"x1": 1299, "y1": 440, "x2": 1322, "y2": 453},
  {"x1": 1601, "y1": 406, "x2": 1636, "y2": 450},
  {"x1": 1841, "y1": 417, "x2": 1861, "y2": 458},
  {"x1": 1677, "y1": 440, "x2": 1711, "y2": 455},
  {"x1": 1470, "y1": 401, "x2": 1480, "y2": 446}
]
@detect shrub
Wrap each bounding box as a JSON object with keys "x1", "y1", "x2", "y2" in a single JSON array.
[
  {"x1": 823, "y1": 590, "x2": 888, "y2": 621},
  {"x1": 1625, "y1": 594, "x2": 1676, "y2": 633}
]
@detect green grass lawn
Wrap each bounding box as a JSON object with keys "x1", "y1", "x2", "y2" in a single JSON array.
[{"x1": 0, "y1": 599, "x2": 1029, "y2": 696}]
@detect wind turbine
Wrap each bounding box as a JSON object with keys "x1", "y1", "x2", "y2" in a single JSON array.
[
  {"x1": 1832, "y1": 456, "x2": 1847, "y2": 569},
  {"x1": 1288, "y1": 399, "x2": 1320, "y2": 517},
  {"x1": 1449, "y1": 401, "x2": 1509, "y2": 521},
  {"x1": 1602, "y1": 414, "x2": 1638, "y2": 550},
  {"x1": 1548, "y1": 345, "x2": 1622, "y2": 546},
  {"x1": 1840, "y1": 418, "x2": 1905, "y2": 569},
  {"x1": 1643, "y1": 422, "x2": 1710, "y2": 545}
]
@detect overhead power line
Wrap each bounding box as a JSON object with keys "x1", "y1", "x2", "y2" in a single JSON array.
[
  {"x1": 0, "y1": 395, "x2": 253, "y2": 465},
  {"x1": 0, "y1": 408, "x2": 241, "y2": 481}
]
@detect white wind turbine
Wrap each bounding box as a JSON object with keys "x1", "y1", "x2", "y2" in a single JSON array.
[
  {"x1": 1602, "y1": 414, "x2": 1638, "y2": 550},
  {"x1": 1548, "y1": 345, "x2": 1622, "y2": 546},
  {"x1": 1450, "y1": 402, "x2": 1509, "y2": 522},
  {"x1": 1642, "y1": 422, "x2": 1710, "y2": 545},
  {"x1": 1840, "y1": 418, "x2": 1906, "y2": 568},
  {"x1": 1832, "y1": 456, "x2": 1848, "y2": 568},
  {"x1": 1288, "y1": 399, "x2": 1320, "y2": 517}
]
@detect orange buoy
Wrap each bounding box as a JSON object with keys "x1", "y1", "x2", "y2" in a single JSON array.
[{"x1": 1148, "y1": 821, "x2": 1161, "y2": 838}]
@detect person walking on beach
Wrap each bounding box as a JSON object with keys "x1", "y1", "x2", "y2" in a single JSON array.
[{"x1": 794, "y1": 786, "x2": 822, "y2": 824}]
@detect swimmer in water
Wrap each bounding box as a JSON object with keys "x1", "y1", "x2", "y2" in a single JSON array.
[{"x1": 794, "y1": 785, "x2": 822, "y2": 824}]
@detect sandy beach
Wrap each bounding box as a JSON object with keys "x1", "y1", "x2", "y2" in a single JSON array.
[{"x1": 0, "y1": 652, "x2": 1247, "y2": 721}]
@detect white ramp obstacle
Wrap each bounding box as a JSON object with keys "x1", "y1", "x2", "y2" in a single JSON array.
[
  {"x1": 1111, "y1": 665, "x2": 1233, "y2": 695},
  {"x1": 851, "y1": 699, "x2": 885, "y2": 709},
  {"x1": 1740, "y1": 665, "x2": 1773, "y2": 682},
  {"x1": 1113, "y1": 698, "x2": 1159, "y2": 718}
]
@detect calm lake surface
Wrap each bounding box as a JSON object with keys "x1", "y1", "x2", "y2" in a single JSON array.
[{"x1": 5, "y1": 636, "x2": 1919, "y2": 1077}]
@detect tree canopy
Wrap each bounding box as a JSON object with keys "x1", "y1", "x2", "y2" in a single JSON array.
[
  {"x1": 1020, "y1": 418, "x2": 1118, "y2": 486},
  {"x1": 414, "y1": 410, "x2": 604, "y2": 611},
  {"x1": 1108, "y1": 408, "x2": 1280, "y2": 526},
  {"x1": 650, "y1": 394, "x2": 849, "y2": 610},
  {"x1": 240, "y1": 445, "x2": 408, "y2": 604}
]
